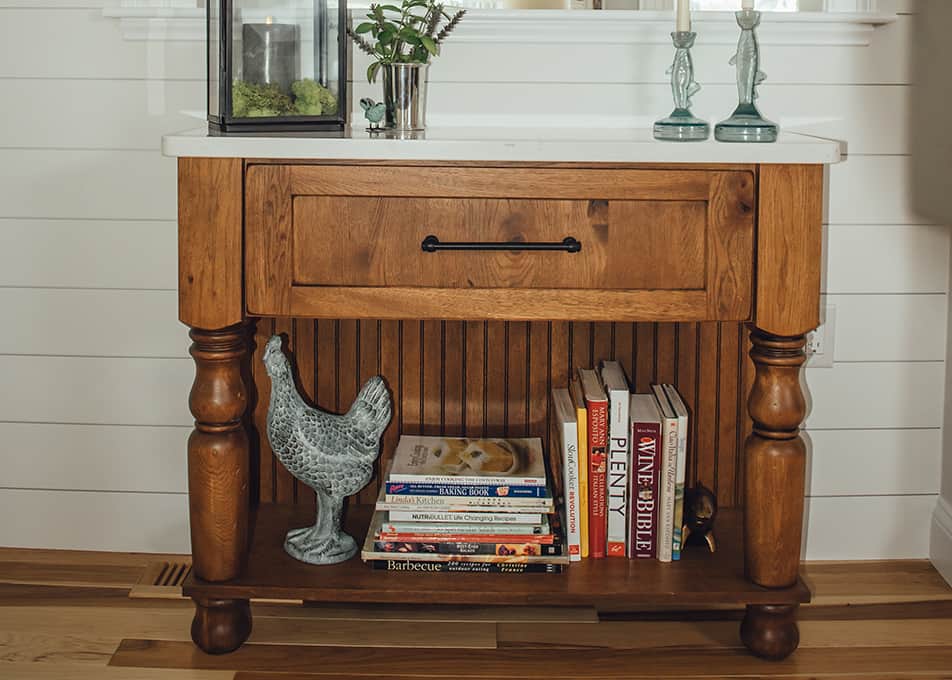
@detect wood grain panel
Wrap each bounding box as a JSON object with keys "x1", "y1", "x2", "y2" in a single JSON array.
[
  {"x1": 293, "y1": 320, "x2": 318, "y2": 506},
  {"x1": 251, "y1": 319, "x2": 275, "y2": 505},
  {"x1": 706, "y1": 172, "x2": 755, "y2": 320},
  {"x1": 755, "y1": 164, "x2": 824, "y2": 337},
  {"x1": 184, "y1": 504, "x2": 806, "y2": 605},
  {"x1": 112, "y1": 639, "x2": 952, "y2": 677},
  {"x1": 373, "y1": 320, "x2": 403, "y2": 504},
  {"x1": 249, "y1": 166, "x2": 754, "y2": 322},
  {"x1": 507, "y1": 322, "x2": 530, "y2": 439},
  {"x1": 288, "y1": 166, "x2": 713, "y2": 200},
  {"x1": 421, "y1": 320, "x2": 442, "y2": 438},
  {"x1": 178, "y1": 157, "x2": 243, "y2": 330},
  {"x1": 293, "y1": 197, "x2": 707, "y2": 290},
  {"x1": 464, "y1": 322, "x2": 486, "y2": 438},
  {"x1": 354, "y1": 320, "x2": 384, "y2": 506},
  {"x1": 485, "y1": 321, "x2": 507, "y2": 439},
  {"x1": 442, "y1": 322, "x2": 463, "y2": 437},
  {"x1": 288, "y1": 287, "x2": 716, "y2": 322},
  {"x1": 250, "y1": 320, "x2": 752, "y2": 509},
  {"x1": 272, "y1": 319, "x2": 296, "y2": 505},
  {"x1": 528, "y1": 322, "x2": 550, "y2": 438},
  {"x1": 245, "y1": 164, "x2": 293, "y2": 317},
  {"x1": 401, "y1": 320, "x2": 422, "y2": 441}
]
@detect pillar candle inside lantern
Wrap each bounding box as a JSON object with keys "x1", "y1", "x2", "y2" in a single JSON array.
[{"x1": 242, "y1": 20, "x2": 300, "y2": 94}]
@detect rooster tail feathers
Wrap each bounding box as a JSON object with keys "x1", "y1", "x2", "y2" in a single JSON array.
[{"x1": 348, "y1": 376, "x2": 393, "y2": 434}]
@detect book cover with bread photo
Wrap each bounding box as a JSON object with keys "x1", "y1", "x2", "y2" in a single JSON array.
[{"x1": 388, "y1": 436, "x2": 547, "y2": 485}]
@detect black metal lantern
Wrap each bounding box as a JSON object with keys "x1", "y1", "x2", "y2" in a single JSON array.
[{"x1": 208, "y1": 0, "x2": 347, "y2": 134}]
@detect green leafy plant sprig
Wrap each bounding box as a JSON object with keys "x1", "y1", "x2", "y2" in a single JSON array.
[{"x1": 346, "y1": 1, "x2": 466, "y2": 83}]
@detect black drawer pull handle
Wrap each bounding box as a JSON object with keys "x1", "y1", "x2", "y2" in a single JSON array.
[{"x1": 421, "y1": 235, "x2": 582, "y2": 253}]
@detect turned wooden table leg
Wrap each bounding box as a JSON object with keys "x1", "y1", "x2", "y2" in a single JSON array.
[
  {"x1": 742, "y1": 329, "x2": 808, "y2": 661},
  {"x1": 187, "y1": 324, "x2": 252, "y2": 654}
]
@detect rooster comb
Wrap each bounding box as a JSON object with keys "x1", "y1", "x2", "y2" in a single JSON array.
[{"x1": 263, "y1": 335, "x2": 287, "y2": 367}]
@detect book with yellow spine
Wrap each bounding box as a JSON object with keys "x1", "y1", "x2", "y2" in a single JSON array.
[{"x1": 569, "y1": 378, "x2": 590, "y2": 558}]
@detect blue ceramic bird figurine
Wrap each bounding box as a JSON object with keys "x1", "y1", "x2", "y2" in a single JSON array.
[{"x1": 360, "y1": 98, "x2": 387, "y2": 131}]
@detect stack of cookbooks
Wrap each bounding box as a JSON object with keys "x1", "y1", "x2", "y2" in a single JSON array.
[{"x1": 361, "y1": 436, "x2": 567, "y2": 573}]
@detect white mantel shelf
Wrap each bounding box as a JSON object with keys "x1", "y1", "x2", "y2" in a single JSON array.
[
  {"x1": 107, "y1": 8, "x2": 895, "y2": 46},
  {"x1": 162, "y1": 127, "x2": 842, "y2": 165}
]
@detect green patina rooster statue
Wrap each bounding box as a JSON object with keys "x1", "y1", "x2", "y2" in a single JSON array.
[{"x1": 263, "y1": 336, "x2": 392, "y2": 565}]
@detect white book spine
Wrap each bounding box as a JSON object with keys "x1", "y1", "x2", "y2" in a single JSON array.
[
  {"x1": 381, "y1": 522, "x2": 549, "y2": 535},
  {"x1": 560, "y1": 417, "x2": 582, "y2": 562},
  {"x1": 605, "y1": 384, "x2": 630, "y2": 557},
  {"x1": 387, "y1": 510, "x2": 543, "y2": 524},
  {"x1": 672, "y1": 416, "x2": 688, "y2": 560},
  {"x1": 664, "y1": 384, "x2": 690, "y2": 561},
  {"x1": 657, "y1": 416, "x2": 679, "y2": 562}
]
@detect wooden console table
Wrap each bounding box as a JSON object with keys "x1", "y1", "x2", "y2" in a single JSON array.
[{"x1": 166, "y1": 128, "x2": 839, "y2": 662}]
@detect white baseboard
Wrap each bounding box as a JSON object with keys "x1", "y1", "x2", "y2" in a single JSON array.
[{"x1": 931, "y1": 496, "x2": 952, "y2": 587}]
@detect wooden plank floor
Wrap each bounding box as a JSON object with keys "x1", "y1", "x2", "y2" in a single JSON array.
[{"x1": 0, "y1": 548, "x2": 951, "y2": 679}]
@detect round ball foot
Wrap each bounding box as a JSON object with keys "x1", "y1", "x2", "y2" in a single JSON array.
[
  {"x1": 740, "y1": 604, "x2": 799, "y2": 661},
  {"x1": 191, "y1": 597, "x2": 252, "y2": 654}
]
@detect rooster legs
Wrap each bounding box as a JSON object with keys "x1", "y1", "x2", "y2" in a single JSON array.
[{"x1": 283, "y1": 486, "x2": 358, "y2": 565}]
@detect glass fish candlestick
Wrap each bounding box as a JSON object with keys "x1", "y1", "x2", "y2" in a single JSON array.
[
  {"x1": 654, "y1": 31, "x2": 710, "y2": 142},
  {"x1": 715, "y1": 9, "x2": 778, "y2": 143}
]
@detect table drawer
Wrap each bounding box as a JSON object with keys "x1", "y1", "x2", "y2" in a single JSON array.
[
  {"x1": 294, "y1": 196, "x2": 707, "y2": 290},
  {"x1": 245, "y1": 165, "x2": 754, "y2": 321}
]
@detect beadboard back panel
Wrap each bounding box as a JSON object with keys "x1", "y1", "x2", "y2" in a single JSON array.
[{"x1": 250, "y1": 319, "x2": 753, "y2": 509}]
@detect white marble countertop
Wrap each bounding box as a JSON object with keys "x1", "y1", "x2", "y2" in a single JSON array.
[{"x1": 162, "y1": 126, "x2": 843, "y2": 165}]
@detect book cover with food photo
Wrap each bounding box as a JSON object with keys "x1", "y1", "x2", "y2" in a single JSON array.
[{"x1": 386, "y1": 436, "x2": 547, "y2": 487}]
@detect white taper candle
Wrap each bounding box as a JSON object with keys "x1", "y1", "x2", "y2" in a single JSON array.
[
  {"x1": 742, "y1": 0, "x2": 755, "y2": 9},
  {"x1": 676, "y1": 0, "x2": 691, "y2": 32}
]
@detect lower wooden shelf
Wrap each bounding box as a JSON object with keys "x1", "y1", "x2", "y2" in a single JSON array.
[{"x1": 184, "y1": 503, "x2": 809, "y2": 609}]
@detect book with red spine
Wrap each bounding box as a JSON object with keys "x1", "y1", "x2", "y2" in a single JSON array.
[
  {"x1": 578, "y1": 368, "x2": 608, "y2": 559},
  {"x1": 628, "y1": 394, "x2": 662, "y2": 559}
]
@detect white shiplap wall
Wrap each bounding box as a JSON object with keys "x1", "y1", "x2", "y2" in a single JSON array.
[
  {"x1": 0, "y1": 2, "x2": 194, "y2": 553},
  {"x1": 0, "y1": 2, "x2": 942, "y2": 558}
]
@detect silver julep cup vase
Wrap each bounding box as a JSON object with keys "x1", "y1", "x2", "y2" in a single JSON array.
[{"x1": 382, "y1": 63, "x2": 429, "y2": 132}]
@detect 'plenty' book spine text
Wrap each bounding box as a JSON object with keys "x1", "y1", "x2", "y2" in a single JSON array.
[{"x1": 602, "y1": 361, "x2": 631, "y2": 558}]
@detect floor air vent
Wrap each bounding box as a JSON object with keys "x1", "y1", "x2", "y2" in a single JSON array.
[{"x1": 129, "y1": 559, "x2": 192, "y2": 600}]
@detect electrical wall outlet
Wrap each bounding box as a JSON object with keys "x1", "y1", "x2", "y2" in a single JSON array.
[{"x1": 805, "y1": 305, "x2": 836, "y2": 368}]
